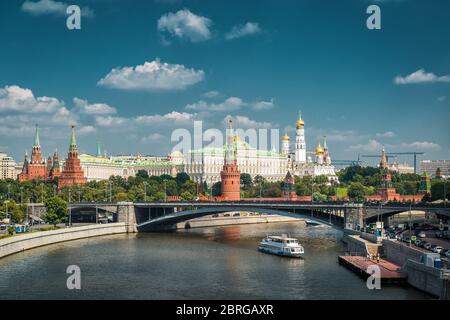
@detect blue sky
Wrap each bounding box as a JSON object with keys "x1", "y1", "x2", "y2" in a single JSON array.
[{"x1": 0, "y1": 0, "x2": 449, "y2": 167}]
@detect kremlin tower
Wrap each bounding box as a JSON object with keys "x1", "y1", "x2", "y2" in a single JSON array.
[
  {"x1": 18, "y1": 125, "x2": 47, "y2": 181},
  {"x1": 58, "y1": 126, "x2": 87, "y2": 189},
  {"x1": 220, "y1": 119, "x2": 241, "y2": 201},
  {"x1": 48, "y1": 150, "x2": 61, "y2": 180},
  {"x1": 282, "y1": 171, "x2": 297, "y2": 200},
  {"x1": 295, "y1": 111, "x2": 306, "y2": 163}
]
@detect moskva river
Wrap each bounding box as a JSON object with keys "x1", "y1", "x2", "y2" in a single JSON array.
[{"x1": 0, "y1": 222, "x2": 431, "y2": 299}]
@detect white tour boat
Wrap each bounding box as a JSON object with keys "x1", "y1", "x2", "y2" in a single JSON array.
[{"x1": 257, "y1": 235, "x2": 305, "y2": 258}]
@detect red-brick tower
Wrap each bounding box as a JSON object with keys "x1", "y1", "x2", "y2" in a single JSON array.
[
  {"x1": 48, "y1": 150, "x2": 61, "y2": 180},
  {"x1": 220, "y1": 119, "x2": 241, "y2": 201},
  {"x1": 282, "y1": 171, "x2": 297, "y2": 200},
  {"x1": 58, "y1": 126, "x2": 87, "y2": 189},
  {"x1": 51, "y1": 150, "x2": 61, "y2": 179},
  {"x1": 18, "y1": 125, "x2": 47, "y2": 181},
  {"x1": 379, "y1": 147, "x2": 388, "y2": 170},
  {"x1": 46, "y1": 154, "x2": 53, "y2": 178}
]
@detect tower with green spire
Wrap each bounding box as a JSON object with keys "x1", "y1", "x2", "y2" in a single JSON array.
[
  {"x1": 96, "y1": 141, "x2": 102, "y2": 157},
  {"x1": 419, "y1": 172, "x2": 431, "y2": 194},
  {"x1": 33, "y1": 124, "x2": 40, "y2": 147},
  {"x1": 18, "y1": 124, "x2": 46, "y2": 181},
  {"x1": 69, "y1": 125, "x2": 78, "y2": 153},
  {"x1": 58, "y1": 125, "x2": 87, "y2": 189},
  {"x1": 31, "y1": 124, "x2": 44, "y2": 164}
]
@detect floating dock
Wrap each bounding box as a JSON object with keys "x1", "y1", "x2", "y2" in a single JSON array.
[{"x1": 338, "y1": 255, "x2": 407, "y2": 284}]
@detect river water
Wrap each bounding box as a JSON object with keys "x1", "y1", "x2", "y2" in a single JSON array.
[{"x1": 0, "y1": 222, "x2": 431, "y2": 299}]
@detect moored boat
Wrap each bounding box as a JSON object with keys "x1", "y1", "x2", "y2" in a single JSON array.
[{"x1": 257, "y1": 235, "x2": 304, "y2": 258}]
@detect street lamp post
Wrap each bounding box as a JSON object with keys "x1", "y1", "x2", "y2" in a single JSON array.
[
  {"x1": 311, "y1": 179, "x2": 314, "y2": 217},
  {"x1": 143, "y1": 182, "x2": 147, "y2": 202},
  {"x1": 5, "y1": 200, "x2": 9, "y2": 221},
  {"x1": 444, "y1": 177, "x2": 447, "y2": 207},
  {"x1": 163, "y1": 180, "x2": 167, "y2": 202},
  {"x1": 40, "y1": 184, "x2": 44, "y2": 203},
  {"x1": 78, "y1": 185, "x2": 81, "y2": 202},
  {"x1": 68, "y1": 189, "x2": 72, "y2": 227},
  {"x1": 409, "y1": 203, "x2": 412, "y2": 248}
]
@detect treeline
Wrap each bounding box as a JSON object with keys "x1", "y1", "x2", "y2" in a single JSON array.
[{"x1": 1, "y1": 166, "x2": 449, "y2": 224}]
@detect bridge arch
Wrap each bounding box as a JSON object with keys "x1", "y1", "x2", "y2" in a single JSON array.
[{"x1": 137, "y1": 206, "x2": 339, "y2": 232}]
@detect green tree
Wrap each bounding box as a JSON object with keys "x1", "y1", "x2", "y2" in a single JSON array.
[
  {"x1": 211, "y1": 182, "x2": 221, "y2": 197},
  {"x1": 136, "y1": 170, "x2": 149, "y2": 179},
  {"x1": 176, "y1": 172, "x2": 191, "y2": 185},
  {"x1": 0, "y1": 200, "x2": 25, "y2": 223},
  {"x1": 240, "y1": 173, "x2": 253, "y2": 190},
  {"x1": 348, "y1": 182, "x2": 368, "y2": 202},
  {"x1": 43, "y1": 196, "x2": 68, "y2": 226},
  {"x1": 180, "y1": 191, "x2": 195, "y2": 201}
]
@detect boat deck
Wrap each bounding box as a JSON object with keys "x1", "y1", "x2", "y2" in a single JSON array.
[{"x1": 338, "y1": 255, "x2": 407, "y2": 284}]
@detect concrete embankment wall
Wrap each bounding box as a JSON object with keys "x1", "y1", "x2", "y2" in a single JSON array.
[
  {"x1": 342, "y1": 233, "x2": 369, "y2": 256},
  {"x1": 382, "y1": 239, "x2": 450, "y2": 299},
  {"x1": 175, "y1": 215, "x2": 304, "y2": 229},
  {"x1": 405, "y1": 259, "x2": 448, "y2": 298},
  {"x1": 382, "y1": 239, "x2": 423, "y2": 266},
  {"x1": 0, "y1": 223, "x2": 129, "y2": 259}
]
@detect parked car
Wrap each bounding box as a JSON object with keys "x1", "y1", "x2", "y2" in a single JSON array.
[
  {"x1": 418, "y1": 231, "x2": 426, "y2": 238},
  {"x1": 433, "y1": 246, "x2": 444, "y2": 254},
  {"x1": 445, "y1": 251, "x2": 450, "y2": 259},
  {"x1": 212, "y1": 214, "x2": 219, "y2": 218},
  {"x1": 424, "y1": 243, "x2": 432, "y2": 250},
  {"x1": 233, "y1": 213, "x2": 240, "y2": 217},
  {"x1": 414, "y1": 240, "x2": 423, "y2": 247}
]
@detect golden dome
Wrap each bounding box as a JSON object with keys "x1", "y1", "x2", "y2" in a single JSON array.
[
  {"x1": 282, "y1": 134, "x2": 290, "y2": 141},
  {"x1": 296, "y1": 118, "x2": 304, "y2": 129},
  {"x1": 315, "y1": 143, "x2": 324, "y2": 155}
]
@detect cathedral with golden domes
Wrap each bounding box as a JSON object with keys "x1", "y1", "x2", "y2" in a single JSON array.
[{"x1": 283, "y1": 111, "x2": 338, "y2": 183}]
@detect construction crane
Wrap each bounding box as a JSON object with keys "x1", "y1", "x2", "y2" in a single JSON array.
[
  {"x1": 331, "y1": 160, "x2": 363, "y2": 167},
  {"x1": 360, "y1": 152, "x2": 425, "y2": 174}
]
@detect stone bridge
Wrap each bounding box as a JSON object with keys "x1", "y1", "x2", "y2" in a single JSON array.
[{"x1": 29, "y1": 201, "x2": 450, "y2": 232}]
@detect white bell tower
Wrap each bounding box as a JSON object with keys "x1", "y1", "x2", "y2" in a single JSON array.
[{"x1": 295, "y1": 111, "x2": 306, "y2": 163}]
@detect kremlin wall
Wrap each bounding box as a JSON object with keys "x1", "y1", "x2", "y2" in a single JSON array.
[{"x1": 13, "y1": 114, "x2": 430, "y2": 203}]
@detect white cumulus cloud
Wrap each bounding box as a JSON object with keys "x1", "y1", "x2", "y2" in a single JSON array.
[
  {"x1": 251, "y1": 99, "x2": 274, "y2": 111},
  {"x1": 157, "y1": 9, "x2": 212, "y2": 43},
  {"x1": 202, "y1": 90, "x2": 220, "y2": 98},
  {"x1": 0, "y1": 85, "x2": 64, "y2": 113},
  {"x1": 135, "y1": 111, "x2": 194, "y2": 124},
  {"x1": 375, "y1": 131, "x2": 395, "y2": 138},
  {"x1": 225, "y1": 22, "x2": 261, "y2": 40},
  {"x1": 22, "y1": 0, "x2": 94, "y2": 18},
  {"x1": 73, "y1": 97, "x2": 117, "y2": 115},
  {"x1": 185, "y1": 97, "x2": 247, "y2": 112},
  {"x1": 97, "y1": 59, "x2": 204, "y2": 91},
  {"x1": 399, "y1": 141, "x2": 441, "y2": 151},
  {"x1": 224, "y1": 115, "x2": 272, "y2": 129},
  {"x1": 394, "y1": 69, "x2": 450, "y2": 85},
  {"x1": 348, "y1": 139, "x2": 383, "y2": 152}
]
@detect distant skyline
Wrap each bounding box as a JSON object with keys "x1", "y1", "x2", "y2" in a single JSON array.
[{"x1": 1, "y1": 0, "x2": 449, "y2": 167}]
